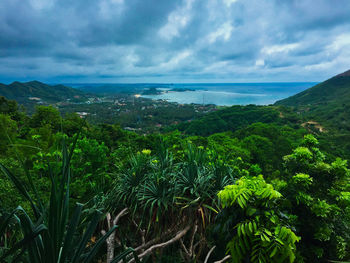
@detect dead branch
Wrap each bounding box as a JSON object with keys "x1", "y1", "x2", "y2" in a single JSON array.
[
  {"x1": 214, "y1": 254, "x2": 232, "y2": 263},
  {"x1": 101, "y1": 208, "x2": 129, "y2": 263},
  {"x1": 113, "y1": 208, "x2": 129, "y2": 225},
  {"x1": 119, "y1": 225, "x2": 182, "y2": 263},
  {"x1": 128, "y1": 225, "x2": 191, "y2": 263},
  {"x1": 179, "y1": 222, "x2": 198, "y2": 261},
  {"x1": 204, "y1": 246, "x2": 216, "y2": 263},
  {"x1": 132, "y1": 219, "x2": 146, "y2": 252},
  {"x1": 189, "y1": 223, "x2": 198, "y2": 255},
  {"x1": 134, "y1": 226, "x2": 174, "y2": 252},
  {"x1": 180, "y1": 238, "x2": 189, "y2": 255}
]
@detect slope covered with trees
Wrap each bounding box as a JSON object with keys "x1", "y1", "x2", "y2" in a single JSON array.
[
  {"x1": 275, "y1": 70, "x2": 350, "y2": 107},
  {"x1": 275, "y1": 70, "x2": 350, "y2": 132},
  {"x1": 0, "y1": 81, "x2": 88, "y2": 104},
  {"x1": 274, "y1": 69, "x2": 350, "y2": 160},
  {"x1": 169, "y1": 105, "x2": 300, "y2": 136}
]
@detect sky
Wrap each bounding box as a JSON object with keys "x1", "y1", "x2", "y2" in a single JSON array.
[{"x1": 1, "y1": 0, "x2": 350, "y2": 83}]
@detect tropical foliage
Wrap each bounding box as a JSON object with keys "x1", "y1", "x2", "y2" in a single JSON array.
[
  {"x1": 0, "y1": 139, "x2": 138, "y2": 263},
  {"x1": 1, "y1": 95, "x2": 350, "y2": 262},
  {"x1": 217, "y1": 175, "x2": 300, "y2": 263}
]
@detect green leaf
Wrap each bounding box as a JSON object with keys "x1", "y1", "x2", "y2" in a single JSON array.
[
  {"x1": 110, "y1": 248, "x2": 135, "y2": 263},
  {"x1": 83, "y1": 225, "x2": 118, "y2": 263},
  {"x1": 71, "y1": 210, "x2": 102, "y2": 263}
]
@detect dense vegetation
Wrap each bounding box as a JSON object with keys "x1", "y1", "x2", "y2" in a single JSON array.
[
  {"x1": 0, "y1": 81, "x2": 88, "y2": 105},
  {"x1": 170, "y1": 104, "x2": 300, "y2": 136},
  {"x1": 275, "y1": 69, "x2": 350, "y2": 160},
  {"x1": 58, "y1": 97, "x2": 215, "y2": 133},
  {"x1": 275, "y1": 70, "x2": 350, "y2": 108},
  {"x1": 275, "y1": 70, "x2": 350, "y2": 133},
  {"x1": 1, "y1": 70, "x2": 350, "y2": 262}
]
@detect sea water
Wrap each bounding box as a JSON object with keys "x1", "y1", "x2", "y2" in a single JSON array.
[{"x1": 141, "y1": 83, "x2": 317, "y2": 106}]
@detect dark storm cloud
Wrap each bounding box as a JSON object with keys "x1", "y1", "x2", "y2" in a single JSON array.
[
  {"x1": 0, "y1": 0, "x2": 350, "y2": 83},
  {"x1": 74, "y1": 0, "x2": 181, "y2": 46}
]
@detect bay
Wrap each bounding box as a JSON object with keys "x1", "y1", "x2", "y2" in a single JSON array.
[{"x1": 141, "y1": 82, "x2": 317, "y2": 106}]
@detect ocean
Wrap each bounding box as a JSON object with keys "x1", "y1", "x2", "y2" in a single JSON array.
[{"x1": 141, "y1": 83, "x2": 317, "y2": 106}]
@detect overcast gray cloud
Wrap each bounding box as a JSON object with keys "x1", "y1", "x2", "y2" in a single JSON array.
[{"x1": 0, "y1": 0, "x2": 350, "y2": 83}]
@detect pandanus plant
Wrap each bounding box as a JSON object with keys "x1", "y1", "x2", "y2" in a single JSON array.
[{"x1": 0, "y1": 138, "x2": 138, "y2": 263}]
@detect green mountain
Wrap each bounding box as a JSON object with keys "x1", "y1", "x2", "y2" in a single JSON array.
[
  {"x1": 275, "y1": 69, "x2": 350, "y2": 133},
  {"x1": 275, "y1": 69, "x2": 350, "y2": 107},
  {"x1": 169, "y1": 105, "x2": 298, "y2": 136},
  {"x1": 275, "y1": 70, "x2": 350, "y2": 159},
  {"x1": 0, "y1": 80, "x2": 87, "y2": 104}
]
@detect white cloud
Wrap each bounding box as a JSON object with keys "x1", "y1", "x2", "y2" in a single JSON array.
[
  {"x1": 99, "y1": 0, "x2": 124, "y2": 19},
  {"x1": 262, "y1": 43, "x2": 299, "y2": 55},
  {"x1": 255, "y1": 59, "x2": 265, "y2": 66},
  {"x1": 158, "y1": 0, "x2": 195, "y2": 41},
  {"x1": 304, "y1": 33, "x2": 350, "y2": 74},
  {"x1": 29, "y1": 0, "x2": 55, "y2": 10},
  {"x1": 223, "y1": 0, "x2": 238, "y2": 7},
  {"x1": 202, "y1": 61, "x2": 229, "y2": 73},
  {"x1": 159, "y1": 50, "x2": 192, "y2": 70},
  {"x1": 327, "y1": 33, "x2": 350, "y2": 52},
  {"x1": 208, "y1": 22, "x2": 234, "y2": 43}
]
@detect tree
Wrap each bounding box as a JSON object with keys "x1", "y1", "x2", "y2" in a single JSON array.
[
  {"x1": 217, "y1": 175, "x2": 300, "y2": 263},
  {"x1": 30, "y1": 106, "x2": 62, "y2": 132},
  {"x1": 0, "y1": 114, "x2": 17, "y2": 154},
  {"x1": 278, "y1": 134, "x2": 350, "y2": 261},
  {"x1": 0, "y1": 139, "x2": 137, "y2": 263}
]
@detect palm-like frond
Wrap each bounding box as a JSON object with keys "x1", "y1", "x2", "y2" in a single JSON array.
[
  {"x1": 0, "y1": 136, "x2": 135, "y2": 263},
  {"x1": 137, "y1": 171, "x2": 176, "y2": 220},
  {"x1": 114, "y1": 153, "x2": 150, "y2": 209},
  {"x1": 177, "y1": 144, "x2": 212, "y2": 200}
]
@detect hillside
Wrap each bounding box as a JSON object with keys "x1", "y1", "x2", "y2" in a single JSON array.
[
  {"x1": 0, "y1": 80, "x2": 87, "y2": 104},
  {"x1": 275, "y1": 69, "x2": 350, "y2": 107},
  {"x1": 170, "y1": 104, "x2": 299, "y2": 136},
  {"x1": 275, "y1": 70, "x2": 350, "y2": 133},
  {"x1": 275, "y1": 70, "x2": 350, "y2": 159}
]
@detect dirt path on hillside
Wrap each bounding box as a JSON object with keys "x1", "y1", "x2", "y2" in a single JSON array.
[{"x1": 301, "y1": 121, "x2": 326, "y2": 133}]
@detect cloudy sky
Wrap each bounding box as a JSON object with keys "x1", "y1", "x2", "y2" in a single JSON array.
[{"x1": 1, "y1": 0, "x2": 350, "y2": 83}]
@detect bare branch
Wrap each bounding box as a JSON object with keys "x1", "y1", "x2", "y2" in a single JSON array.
[
  {"x1": 107, "y1": 212, "x2": 111, "y2": 229},
  {"x1": 180, "y1": 238, "x2": 189, "y2": 255},
  {"x1": 113, "y1": 208, "x2": 129, "y2": 225},
  {"x1": 128, "y1": 225, "x2": 191, "y2": 263},
  {"x1": 193, "y1": 240, "x2": 201, "y2": 251},
  {"x1": 214, "y1": 255, "x2": 232, "y2": 263},
  {"x1": 204, "y1": 246, "x2": 216, "y2": 263},
  {"x1": 102, "y1": 208, "x2": 129, "y2": 263},
  {"x1": 134, "y1": 227, "x2": 174, "y2": 252},
  {"x1": 189, "y1": 224, "x2": 198, "y2": 254}
]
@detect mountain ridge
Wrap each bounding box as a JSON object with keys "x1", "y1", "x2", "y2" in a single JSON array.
[
  {"x1": 275, "y1": 69, "x2": 350, "y2": 107},
  {"x1": 0, "y1": 80, "x2": 87, "y2": 103},
  {"x1": 335, "y1": 69, "x2": 350, "y2": 77},
  {"x1": 274, "y1": 69, "x2": 350, "y2": 139}
]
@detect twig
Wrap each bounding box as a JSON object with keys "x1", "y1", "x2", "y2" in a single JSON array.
[
  {"x1": 128, "y1": 225, "x2": 191, "y2": 263},
  {"x1": 101, "y1": 208, "x2": 129, "y2": 263},
  {"x1": 214, "y1": 255, "x2": 232, "y2": 263},
  {"x1": 204, "y1": 246, "x2": 216, "y2": 263}
]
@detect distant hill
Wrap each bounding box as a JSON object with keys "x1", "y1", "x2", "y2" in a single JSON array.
[
  {"x1": 0, "y1": 81, "x2": 88, "y2": 104},
  {"x1": 275, "y1": 70, "x2": 350, "y2": 133},
  {"x1": 275, "y1": 69, "x2": 350, "y2": 107},
  {"x1": 169, "y1": 105, "x2": 294, "y2": 136},
  {"x1": 275, "y1": 70, "x2": 350, "y2": 159}
]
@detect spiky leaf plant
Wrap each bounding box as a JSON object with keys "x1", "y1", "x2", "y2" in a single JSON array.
[{"x1": 0, "y1": 137, "x2": 137, "y2": 262}]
